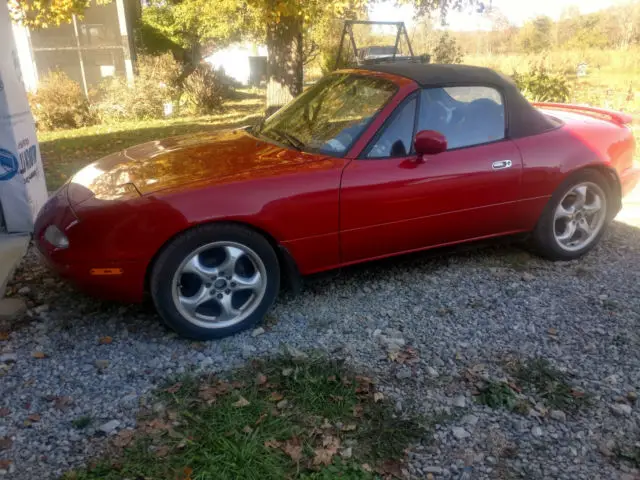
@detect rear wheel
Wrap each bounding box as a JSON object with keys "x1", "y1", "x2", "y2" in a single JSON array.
[
  {"x1": 151, "y1": 224, "x2": 280, "y2": 340},
  {"x1": 532, "y1": 170, "x2": 611, "y2": 260}
]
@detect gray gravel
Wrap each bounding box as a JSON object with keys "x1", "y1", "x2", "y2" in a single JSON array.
[{"x1": 2, "y1": 221, "x2": 640, "y2": 479}]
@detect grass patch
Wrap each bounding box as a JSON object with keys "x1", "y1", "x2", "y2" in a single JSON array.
[
  {"x1": 473, "y1": 358, "x2": 589, "y2": 415},
  {"x1": 64, "y1": 356, "x2": 425, "y2": 480},
  {"x1": 476, "y1": 381, "x2": 517, "y2": 410},
  {"x1": 39, "y1": 93, "x2": 264, "y2": 191},
  {"x1": 71, "y1": 416, "x2": 92, "y2": 429},
  {"x1": 512, "y1": 358, "x2": 589, "y2": 413}
]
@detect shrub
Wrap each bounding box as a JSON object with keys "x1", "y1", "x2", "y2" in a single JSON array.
[
  {"x1": 432, "y1": 32, "x2": 463, "y2": 64},
  {"x1": 512, "y1": 65, "x2": 571, "y2": 102},
  {"x1": 29, "y1": 71, "x2": 95, "y2": 131},
  {"x1": 182, "y1": 64, "x2": 233, "y2": 115},
  {"x1": 92, "y1": 53, "x2": 181, "y2": 122}
]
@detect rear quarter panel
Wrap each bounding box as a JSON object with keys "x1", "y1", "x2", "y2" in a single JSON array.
[{"x1": 514, "y1": 111, "x2": 633, "y2": 229}]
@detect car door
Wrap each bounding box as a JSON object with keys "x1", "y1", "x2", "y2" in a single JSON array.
[{"x1": 340, "y1": 85, "x2": 524, "y2": 263}]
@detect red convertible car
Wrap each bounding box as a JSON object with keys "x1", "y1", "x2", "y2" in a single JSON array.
[{"x1": 35, "y1": 64, "x2": 638, "y2": 339}]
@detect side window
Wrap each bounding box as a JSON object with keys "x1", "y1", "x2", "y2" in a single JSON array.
[
  {"x1": 366, "y1": 97, "x2": 417, "y2": 158},
  {"x1": 417, "y1": 86, "x2": 505, "y2": 150}
]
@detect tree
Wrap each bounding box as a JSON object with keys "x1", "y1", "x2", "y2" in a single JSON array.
[
  {"x1": 7, "y1": 0, "x2": 112, "y2": 28},
  {"x1": 432, "y1": 31, "x2": 462, "y2": 63},
  {"x1": 519, "y1": 15, "x2": 553, "y2": 53},
  {"x1": 10, "y1": 0, "x2": 483, "y2": 110}
]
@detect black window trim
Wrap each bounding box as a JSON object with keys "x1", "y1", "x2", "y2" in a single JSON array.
[{"x1": 360, "y1": 92, "x2": 419, "y2": 160}]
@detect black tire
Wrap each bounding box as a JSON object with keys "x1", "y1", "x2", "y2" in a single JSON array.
[
  {"x1": 150, "y1": 224, "x2": 280, "y2": 340},
  {"x1": 531, "y1": 169, "x2": 612, "y2": 261}
]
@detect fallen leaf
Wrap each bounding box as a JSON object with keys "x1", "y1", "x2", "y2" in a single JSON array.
[
  {"x1": 255, "y1": 413, "x2": 267, "y2": 425},
  {"x1": 283, "y1": 436, "x2": 303, "y2": 462},
  {"x1": 113, "y1": 430, "x2": 134, "y2": 447},
  {"x1": 255, "y1": 374, "x2": 267, "y2": 385},
  {"x1": 329, "y1": 394, "x2": 344, "y2": 402},
  {"x1": 183, "y1": 466, "x2": 193, "y2": 480},
  {"x1": 362, "y1": 463, "x2": 373, "y2": 472},
  {"x1": 0, "y1": 460, "x2": 11, "y2": 469},
  {"x1": 0, "y1": 408, "x2": 9, "y2": 417},
  {"x1": 53, "y1": 396, "x2": 73, "y2": 410},
  {"x1": 373, "y1": 392, "x2": 384, "y2": 403},
  {"x1": 276, "y1": 399, "x2": 288, "y2": 409},
  {"x1": 269, "y1": 392, "x2": 284, "y2": 402},
  {"x1": 352, "y1": 405, "x2": 364, "y2": 417},
  {"x1": 378, "y1": 459, "x2": 403, "y2": 477},
  {"x1": 165, "y1": 383, "x2": 182, "y2": 394},
  {"x1": 155, "y1": 445, "x2": 170, "y2": 458},
  {"x1": 327, "y1": 375, "x2": 337, "y2": 382},
  {"x1": 264, "y1": 439, "x2": 282, "y2": 449},
  {"x1": 0, "y1": 437, "x2": 12, "y2": 451},
  {"x1": 313, "y1": 435, "x2": 340, "y2": 466},
  {"x1": 27, "y1": 413, "x2": 41, "y2": 422},
  {"x1": 548, "y1": 327, "x2": 558, "y2": 336},
  {"x1": 32, "y1": 351, "x2": 47, "y2": 359},
  {"x1": 340, "y1": 423, "x2": 356, "y2": 431},
  {"x1": 233, "y1": 396, "x2": 250, "y2": 408},
  {"x1": 0, "y1": 332, "x2": 9, "y2": 341},
  {"x1": 242, "y1": 425, "x2": 253, "y2": 434},
  {"x1": 99, "y1": 336, "x2": 113, "y2": 345}
]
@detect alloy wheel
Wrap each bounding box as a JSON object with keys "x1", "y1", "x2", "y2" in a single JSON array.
[
  {"x1": 553, "y1": 181, "x2": 607, "y2": 252},
  {"x1": 171, "y1": 241, "x2": 267, "y2": 329}
]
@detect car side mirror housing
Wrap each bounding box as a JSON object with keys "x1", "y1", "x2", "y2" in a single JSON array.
[{"x1": 414, "y1": 130, "x2": 447, "y2": 160}]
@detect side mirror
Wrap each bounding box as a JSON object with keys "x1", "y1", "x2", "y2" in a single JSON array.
[{"x1": 414, "y1": 130, "x2": 447, "y2": 160}]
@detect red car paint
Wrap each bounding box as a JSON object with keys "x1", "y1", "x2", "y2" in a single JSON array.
[{"x1": 34, "y1": 69, "x2": 639, "y2": 302}]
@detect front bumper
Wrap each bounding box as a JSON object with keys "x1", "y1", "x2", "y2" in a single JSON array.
[{"x1": 34, "y1": 185, "x2": 147, "y2": 303}]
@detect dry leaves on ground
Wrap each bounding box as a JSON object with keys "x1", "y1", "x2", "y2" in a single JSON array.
[
  {"x1": 31, "y1": 351, "x2": 47, "y2": 359},
  {"x1": 99, "y1": 336, "x2": 113, "y2": 345},
  {"x1": 113, "y1": 430, "x2": 135, "y2": 448},
  {"x1": 0, "y1": 438, "x2": 12, "y2": 451},
  {"x1": 232, "y1": 396, "x2": 250, "y2": 408},
  {"x1": 283, "y1": 436, "x2": 303, "y2": 462},
  {"x1": 313, "y1": 434, "x2": 341, "y2": 466}
]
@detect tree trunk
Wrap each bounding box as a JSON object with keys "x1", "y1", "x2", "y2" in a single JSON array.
[{"x1": 265, "y1": 16, "x2": 303, "y2": 116}]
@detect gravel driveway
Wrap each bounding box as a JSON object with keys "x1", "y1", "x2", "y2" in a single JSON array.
[{"x1": 2, "y1": 213, "x2": 640, "y2": 479}]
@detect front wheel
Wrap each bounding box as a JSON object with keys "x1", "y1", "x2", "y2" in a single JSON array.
[
  {"x1": 532, "y1": 170, "x2": 612, "y2": 261},
  {"x1": 150, "y1": 224, "x2": 280, "y2": 340}
]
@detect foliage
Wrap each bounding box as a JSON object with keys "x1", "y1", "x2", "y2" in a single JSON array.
[
  {"x1": 512, "y1": 66, "x2": 571, "y2": 103},
  {"x1": 91, "y1": 54, "x2": 182, "y2": 122},
  {"x1": 28, "y1": 71, "x2": 95, "y2": 131},
  {"x1": 432, "y1": 31, "x2": 463, "y2": 64},
  {"x1": 182, "y1": 65, "x2": 233, "y2": 115},
  {"x1": 8, "y1": 0, "x2": 110, "y2": 28},
  {"x1": 62, "y1": 355, "x2": 425, "y2": 479},
  {"x1": 518, "y1": 15, "x2": 553, "y2": 53}
]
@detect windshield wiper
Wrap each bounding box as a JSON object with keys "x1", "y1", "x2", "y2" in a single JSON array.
[{"x1": 270, "y1": 129, "x2": 305, "y2": 151}]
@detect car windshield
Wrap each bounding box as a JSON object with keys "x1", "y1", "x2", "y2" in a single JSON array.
[{"x1": 255, "y1": 73, "x2": 397, "y2": 156}]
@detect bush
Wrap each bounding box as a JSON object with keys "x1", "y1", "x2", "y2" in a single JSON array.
[
  {"x1": 182, "y1": 64, "x2": 233, "y2": 115},
  {"x1": 29, "y1": 71, "x2": 95, "y2": 131},
  {"x1": 92, "y1": 53, "x2": 181, "y2": 122},
  {"x1": 433, "y1": 32, "x2": 463, "y2": 64},
  {"x1": 512, "y1": 66, "x2": 571, "y2": 102}
]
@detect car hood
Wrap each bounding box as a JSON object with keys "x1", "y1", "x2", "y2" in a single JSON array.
[{"x1": 68, "y1": 129, "x2": 310, "y2": 203}]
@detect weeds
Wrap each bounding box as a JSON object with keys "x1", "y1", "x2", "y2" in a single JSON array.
[
  {"x1": 513, "y1": 358, "x2": 589, "y2": 413},
  {"x1": 64, "y1": 355, "x2": 426, "y2": 479},
  {"x1": 476, "y1": 382, "x2": 517, "y2": 410}
]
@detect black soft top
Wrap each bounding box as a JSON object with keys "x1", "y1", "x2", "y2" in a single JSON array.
[{"x1": 360, "y1": 63, "x2": 557, "y2": 139}]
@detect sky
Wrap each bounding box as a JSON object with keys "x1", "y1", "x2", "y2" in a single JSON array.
[{"x1": 369, "y1": 0, "x2": 629, "y2": 30}]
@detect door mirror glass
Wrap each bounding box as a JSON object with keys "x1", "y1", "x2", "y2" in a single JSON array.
[{"x1": 414, "y1": 130, "x2": 447, "y2": 156}]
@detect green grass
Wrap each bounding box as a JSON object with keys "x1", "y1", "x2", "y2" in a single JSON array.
[
  {"x1": 63, "y1": 356, "x2": 425, "y2": 480},
  {"x1": 512, "y1": 358, "x2": 590, "y2": 413},
  {"x1": 39, "y1": 94, "x2": 264, "y2": 191}
]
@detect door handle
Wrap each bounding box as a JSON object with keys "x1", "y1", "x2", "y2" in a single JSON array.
[{"x1": 492, "y1": 160, "x2": 512, "y2": 170}]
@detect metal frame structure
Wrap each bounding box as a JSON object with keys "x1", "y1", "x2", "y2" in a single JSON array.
[{"x1": 334, "y1": 20, "x2": 417, "y2": 70}]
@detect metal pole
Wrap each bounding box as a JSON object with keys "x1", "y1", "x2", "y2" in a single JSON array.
[{"x1": 71, "y1": 14, "x2": 88, "y2": 97}]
